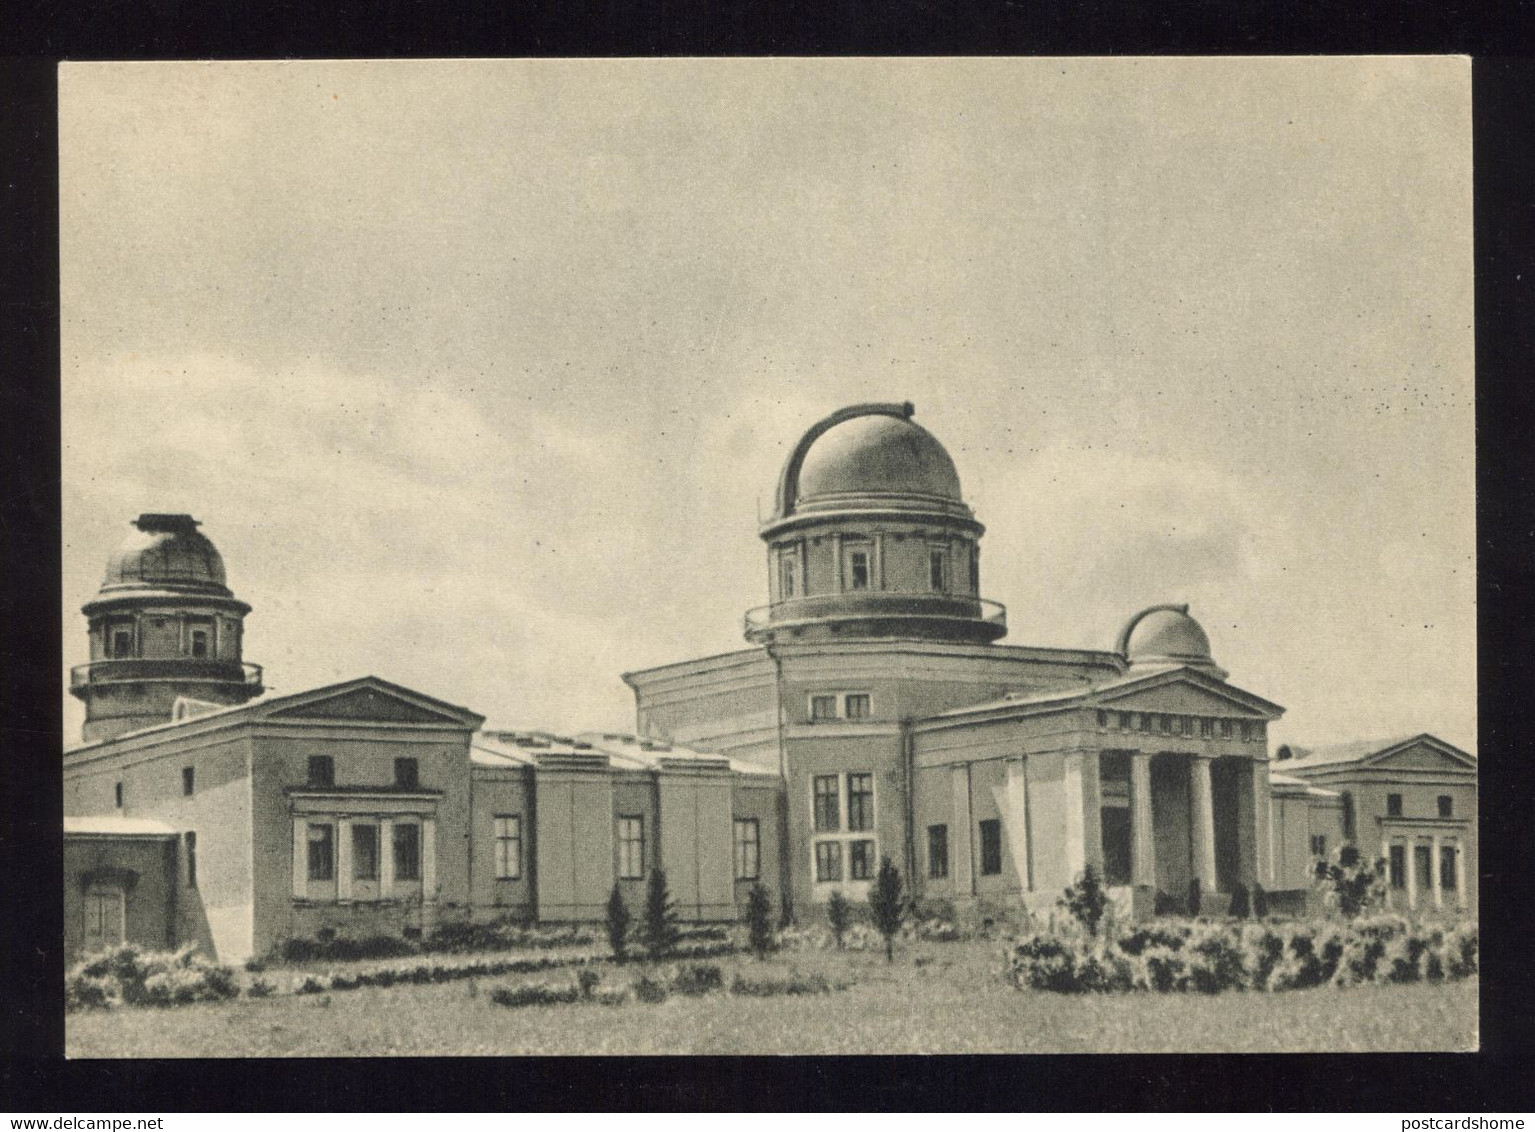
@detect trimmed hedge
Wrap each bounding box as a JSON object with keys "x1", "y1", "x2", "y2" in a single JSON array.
[
  {"x1": 1008, "y1": 917, "x2": 1477, "y2": 995},
  {"x1": 67, "y1": 945, "x2": 241, "y2": 1011}
]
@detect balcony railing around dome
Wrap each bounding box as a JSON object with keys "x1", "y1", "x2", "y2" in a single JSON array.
[
  {"x1": 70, "y1": 659, "x2": 263, "y2": 689},
  {"x1": 743, "y1": 593, "x2": 1007, "y2": 638}
]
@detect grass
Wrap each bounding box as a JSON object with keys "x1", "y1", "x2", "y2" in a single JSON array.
[{"x1": 66, "y1": 940, "x2": 1477, "y2": 1057}]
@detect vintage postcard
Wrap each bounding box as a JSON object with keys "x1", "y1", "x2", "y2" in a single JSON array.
[{"x1": 60, "y1": 57, "x2": 1475, "y2": 1056}]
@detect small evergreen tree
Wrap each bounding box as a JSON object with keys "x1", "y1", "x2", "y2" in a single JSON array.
[
  {"x1": 604, "y1": 883, "x2": 631, "y2": 963},
  {"x1": 826, "y1": 890, "x2": 852, "y2": 950},
  {"x1": 1060, "y1": 863, "x2": 1110, "y2": 937},
  {"x1": 868, "y1": 856, "x2": 905, "y2": 964},
  {"x1": 1187, "y1": 876, "x2": 1202, "y2": 918},
  {"x1": 1230, "y1": 882, "x2": 1251, "y2": 919},
  {"x1": 640, "y1": 868, "x2": 682, "y2": 959},
  {"x1": 745, "y1": 883, "x2": 775, "y2": 960},
  {"x1": 1253, "y1": 881, "x2": 1269, "y2": 919}
]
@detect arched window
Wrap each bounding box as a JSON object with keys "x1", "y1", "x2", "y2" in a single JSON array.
[{"x1": 1341, "y1": 791, "x2": 1356, "y2": 842}]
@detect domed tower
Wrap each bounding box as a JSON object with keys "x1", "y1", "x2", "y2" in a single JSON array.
[
  {"x1": 745, "y1": 402, "x2": 1006, "y2": 645},
  {"x1": 70, "y1": 514, "x2": 263, "y2": 743},
  {"x1": 1116, "y1": 603, "x2": 1228, "y2": 680}
]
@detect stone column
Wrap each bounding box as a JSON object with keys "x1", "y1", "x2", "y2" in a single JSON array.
[
  {"x1": 1451, "y1": 841, "x2": 1464, "y2": 909},
  {"x1": 1063, "y1": 752, "x2": 1086, "y2": 881},
  {"x1": 1189, "y1": 755, "x2": 1218, "y2": 892},
  {"x1": 291, "y1": 817, "x2": 308, "y2": 900},
  {"x1": 336, "y1": 817, "x2": 353, "y2": 901},
  {"x1": 831, "y1": 533, "x2": 843, "y2": 592},
  {"x1": 950, "y1": 765, "x2": 974, "y2": 896},
  {"x1": 1405, "y1": 836, "x2": 1418, "y2": 911},
  {"x1": 1250, "y1": 758, "x2": 1272, "y2": 887},
  {"x1": 1430, "y1": 834, "x2": 1443, "y2": 909},
  {"x1": 422, "y1": 817, "x2": 438, "y2": 900},
  {"x1": 1130, "y1": 752, "x2": 1156, "y2": 889},
  {"x1": 1004, "y1": 757, "x2": 1031, "y2": 891},
  {"x1": 1381, "y1": 835, "x2": 1393, "y2": 910},
  {"x1": 380, "y1": 817, "x2": 395, "y2": 900}
]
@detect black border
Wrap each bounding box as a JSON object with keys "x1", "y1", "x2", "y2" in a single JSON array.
[{"x1": 4, "y1": 7, "x2": 1535, "y2": 1113}]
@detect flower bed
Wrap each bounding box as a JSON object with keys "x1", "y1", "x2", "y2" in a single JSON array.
[
  {"x1": 1006, "y1": 916, "x2": 1476, "y2": 995},
  {"x1": 67, "y1": 945, "x2": 241, "y2": 1011}
]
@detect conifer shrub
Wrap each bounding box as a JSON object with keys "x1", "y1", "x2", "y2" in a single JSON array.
[
  {"x1": 605, "y1": 883, "x2": 632, "y2": 963},
  {"x1": 744, "y1": 883, "x2": 775, "y2": 959},
  {"x1": 826, "y1": 890, "x2": 852, "y2": 950},
  {"x1": 868, "y1": 856, "x2": 905, "y2": 963},
  {"x1": 640, "y1": 869, "x2": 682, "y2": 960}
]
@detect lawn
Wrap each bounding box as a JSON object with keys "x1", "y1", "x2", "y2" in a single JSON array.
[{"x1": 66, "y1": 940, "x2": 1478, "y2": 1057}]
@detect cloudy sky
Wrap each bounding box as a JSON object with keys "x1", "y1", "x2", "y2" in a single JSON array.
[{"x1": 60, "y1": 57, "x2": 1474, "y2": 751}]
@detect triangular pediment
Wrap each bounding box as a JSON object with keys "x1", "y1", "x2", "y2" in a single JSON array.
[
  {"x1": 1367, "y1": 735, "x2": 1477, "y2": 773},
  {"x1": 1095, "y1": 668, "x2": 1283, "y2": 719},
  {"x1": 264, "y1": 678, "x2": 483, "y2": 727}
]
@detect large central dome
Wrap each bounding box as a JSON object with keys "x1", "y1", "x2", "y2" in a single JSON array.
[{"x1": 796, "y1": 412, "x2": 963, "y2": 504}]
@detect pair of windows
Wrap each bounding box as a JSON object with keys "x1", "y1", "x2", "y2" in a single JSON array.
[
  {"x1": 814, "y1": 838, "x2": 874, "y2": 882},
  {"x1": 926, "y1": 821, "x2": 1003, "y2": 878},
  {"x1": 734, "y1": 818, "x2": 760, "y2": 881},
  {"x1": 813, "y1": 773, "x2": 874, "y2": 834},
  {"x1": 305, "y1": 821, "x2": 421, "y2": 883},
  {"x1": 1387, "y1": 794, "x2": 1455, "y2": 819},
  {"x1": 809, "y1": 693, "x2": 872, "y2": 723},
  {"x1": 1309, "y1": 834, "x2": 1327, "y2": 857},
  {"x1": 305, "y1": 756, "x2": 420, "y2": 790}
]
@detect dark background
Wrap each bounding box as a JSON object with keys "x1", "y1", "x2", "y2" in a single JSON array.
[{"x1": 2, "y1": 2, "x2": 1533, "y2": 1111}]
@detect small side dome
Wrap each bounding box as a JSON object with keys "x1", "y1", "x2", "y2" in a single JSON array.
[
  {"x1": 1117, "y1": 604, "x2": 1226, "y2": 678},
  {"x1": 796, "y1": 412, "x2": 963, "y2": 504},
  {"x1": 100, "y1": 514, "x2": 230, "y2": 595}
]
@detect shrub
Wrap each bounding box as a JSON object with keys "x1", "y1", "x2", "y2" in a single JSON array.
[
  {"x1": 670, "y1": 962, "x2": 724, "y2": 996},
  {"x1": 1115, "y1": 923, "x2": 1189, "y2": 956},
  {"x1": 1187, "y1": 877, "x2": 1202, "y2": 918},
  {"x1": 66, "y1": 974, "x2": 118, "y2": 1011},
  {"x1": 868, "y1": 856, "x2": 905, "y2": 963},
  {"x1": 576, "y1": 967, "x2": 602, "y2": 1000},
  {"x1": 729, "y1": 971, "x2": 841, "y2": 997},
  {"x1": 640, "y1": 869, "x2": 682, "y2": 960},
  {"x1": 1133, "y1": 946, "x2": 1189, "y2": 993},
  {"x1": 246, "y1": 977, "x2": 276, "y2": 999},
  {"x1": 1184, "y1": 925, "x2": 1247, "y2": 994},
  {"x1": 1060, "y1": 864, "x2": 1111, "y2": 937},
  {"x1": 490, "y1": 980, "x2": 581, "y2": 1008},
  {"x1": 66, "y1": 944, "x2": 239, "y2": 1010},
  {"x1": 605, "y1": 884, "x2": 632, "y2": 963},
  {"x1": 633, "y1": 974, "x2": 669, "y2": 1003},
  {"x1": 745, "y1": 883, "x2": 775, "y2": 960},
  {"x1": 1443, "y1": 923, "x2": 1479, "y2": 978},
  {"x1": 1153, "y1": 890, "x2": 1184, "y2": 917},
  {"x1": 1315, "y1": 847, "x2": 1387, "y2": 919},
  {"x1": 826, "y1": 891, "x2": 852, "y2": 950},
  {"x1": 295, "y1": 974, "x2": 331, "y2": 995}
]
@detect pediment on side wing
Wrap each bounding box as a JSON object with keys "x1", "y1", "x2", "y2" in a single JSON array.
[
  {"x1": 267, "y1": 682, "x2": 476, "y2": 726},
  {"x1": 1370, "y1": 737, "x2": 1477, "y2": 773}
]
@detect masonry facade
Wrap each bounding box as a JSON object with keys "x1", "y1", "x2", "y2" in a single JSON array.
[{"x1": 63, "y1": 404, "x2": 1475, "y2": 963}]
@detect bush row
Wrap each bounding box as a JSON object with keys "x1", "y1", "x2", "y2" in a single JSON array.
[
  {"x1": 273, "y1": 920, "x2": 731, "y2": 966},
  {"x1": 489, "y1": 961, "x2": 848, "y2": 1009},
  {"x1": 67, "y1": 945, "x2": 241, "y2": 1011},
  {"x1": 1008, "y1": 916, "x2": 1478, "y2": 995},
  {"x1": 293, "y1": 939, "x2": 738, "y2": 996}
]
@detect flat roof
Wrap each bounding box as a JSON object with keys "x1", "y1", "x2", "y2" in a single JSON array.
[{"x1": 65, "y1": 815, "x2": 178, "y2": 837}]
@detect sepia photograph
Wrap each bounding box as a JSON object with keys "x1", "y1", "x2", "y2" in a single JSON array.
[{"x1": 57, "y1": 56, "x2": 1476, "y2": 1058}]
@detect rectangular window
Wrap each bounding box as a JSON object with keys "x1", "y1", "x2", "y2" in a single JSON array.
[
  {"x1": 927, "y1": 824, "x2": 949, "y2": 879},
  {"x1": 810, "y1": 694, "x2": 839, "y2": 723},
  {"x1": 1309, "y1": 834, "x2": 1327, "y2": 857},
  {"x1": 307, "y1": 823, "x2": 334, "y2": 882},
  {"x1": 1220, "y1": 719, "x2": 1234, "y2": 739},
  {"x1": 394, "y1": 822, "x2": 422, "y2": 881},
  {"x1": 1118, "y1": 711, "x2": 1132, "y2": 731},
  {"x1": 182, "y1": 766, "x2": 195, "y2": 796},
  {"x1": 352, "y1": 823, "x2": 380, "y2": 880},
  {"x1": 114, "y1": 781, "x2": 123, "y2": 809},
  {"x1": 1388, "y1": 843, "x2": 1406, "y2": 889},
  {"x1": 979, "y1": 818, "x2": 1003, "y2": 876},
  {"x1": 492, "y1": 816, "x2": 521, "y2": 880},
  {"x1": 1139, "y1": 713, "x2": 1153, "y2": 733},
  {"x1": 394, "y1": 757, "x2": 419, "y2": 789},
  {"x1": 814, "y1": 840, "x2": 843, "y2": 882},
  {"x1": 1159, "y1": 714, "x2": 1173, "y2": 734},
  {"x1": 1200, "y1": 717, "x2": 1214, "y2": 738},
  {"x1": 1437, "y1": 795, "x2": 1453, "y2": 818},
  {"x1": 184, "y1": 831, "x2": 197, "y2": 888},
  {"x1": 813, "y1": 775, "x2": 841, "y2": 832},
  {"x1": 779, "y1": 550, "x2": 798, "y2": 599},
  {"x1": 968, "y1": 551, "x2": 979, "y2": 593},
  {"x1": 307, "y1": 755, "x2": 335, "y2": 788},
  {"x1": 847, "y1": 773, "x2": 874, "y2": 832},
  {"x1": 617, "y1": 816, "x2": 645, "y2": 879},
  {"x1": 1440, "y1": 845, "x2": 1457, "y2": 890},
  {"x1": 849, "y1": 840, "x2": 875, "y2": 880},
  {"x1": 929, "y1": 549, "x2": 947, "y2": 591},
  {"x1": 733, "y1": 818, "x2": 760, "y2": 881},
  {"x1": 1240, "y1": 721, "x2": 1253, "y2": 741},
  {"x1": 847, "y1": 549, "x2": 870, "y2": 590},
  {"x1": 1097, "y1": 710, "x2": 1109, "y2": 729},
  {"x1": 190, "y1": 629, "x2": 209, "y2": 658},
  {"x1": 844, "y1": 693, "x2": 871, "y2": 720},
  {"x1": 1387, "y1": 793, "x2": 1403, "y2": 818}
]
